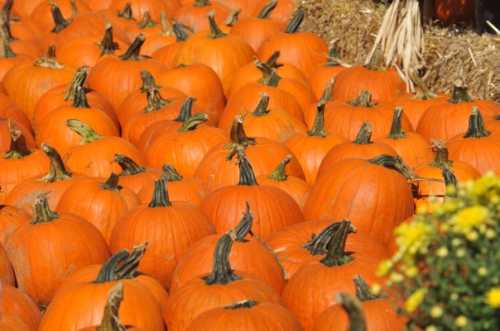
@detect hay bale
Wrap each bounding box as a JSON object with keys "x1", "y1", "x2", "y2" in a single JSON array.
[{"x1": 299, "y1": 0, "x2": 499, "y2": 101}]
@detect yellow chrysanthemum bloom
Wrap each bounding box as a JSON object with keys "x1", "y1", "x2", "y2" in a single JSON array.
[
  {"x1": 450, "y1": 206, "x2": 490, "y2": 234},
  {"x1": 486, "y1": 288, "x2": 500, "y2": 308},
  {"x1": 395, "y1": 221, "x2": 433, "y2": 255},
  {"x1": 404, "y1": 288, "x2": 427, "y2": 313}
]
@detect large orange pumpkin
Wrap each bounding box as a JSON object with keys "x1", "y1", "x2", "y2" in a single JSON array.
[
  {"x1": 0, "y1": 283, "x2": 41, "y2": 331},
  {"x1": 151, "y1": 23, "x2": 192, "y2": 68},
  {"x1": 174, "y1": 0, "x2": 230, "y2": 33},
  {"x1": 5, "y1": 195, "x2": 109, "y2": 306},
  {"x1": 308, "y1": 47, "x2": 346, "y2": 100},
  {"x1": 0, "y1": 34, "x2": 32, "y2": 85},
  {"x1": 0, "y1": 205, "x2": 29, "y2": 247},
  {"x1": 29, "y1": 0, "x2": 90, "y2": 34},
  {"x1": 115, "y1": 154, "x2": 161, "y2": 194},
  {"x1": 393, "y1": 88, "x2": 447, "y2": 130},
  {"x1": 0, "y1": 244, "x2": 14, "y2": 286},
  {"x1": 109, "y1": 0, "x2": 180, "y2": 22}
]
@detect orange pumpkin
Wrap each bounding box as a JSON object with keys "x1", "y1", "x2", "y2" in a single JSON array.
[
  {"x1": 5, "y1": 195, "x2": 109, "y2": 306},
  {"x1": 0, "y1": 283, "x2": 41, "y2": 331},
  {"x1": 0, "y1": 94, "x2": 32, "y2": 132},
  {"x1": 0, "y1": 34, "x2": 32, "y2": 85},
  {"x1": 109, "y1": 0, "x2": 180, "y2": 21},
  {"x1": 393, "y1": 88, "x2": 447, "y2": 130},
  {"x1": 174, "y1": 0, "x2": 230, "y2": 33},
  {"x1": 308, "y1": 47, "x2": 346, "y2": 100},
  {"x1": 29, "y1": 0, "x2": 90, "y2": 33},
  {"x1": 151, "y1": 23, "x2": 191, "y2": 68},
  {"x1": 8, "y1": 0, "x2": 45, "y2": 18},
  {"x1": 0, "y1": 244, "x2": 14, "y2": 286},
  {"x1": 0, "y1": 118, "x2": 35, "y2": 153},
  {"x1": 0, "y1": 205, "x2": 30, "y2": 247},
  {"x1": 115, "y1": 154, "x2": 161, "y2": 194},
  {"x1": 138, "y1": 12, "x2": 178, "y2": 56},
  {"x1": 110, "y1": 179, "x2": 214, "y2": 287},
  {"x1": 170, "y1": 204, "x2": 285, "y2": 293}
]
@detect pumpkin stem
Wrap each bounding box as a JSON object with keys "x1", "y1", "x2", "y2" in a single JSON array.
[
  {"x1": 40, "y1": 144, "x2": 72, "y2": 182},
  {"x1": 70, "y1": 0, "x2": 79, "y2": 18},
  {"x1": 337, "y1": 293, "x2": 367, "y2": 331},
  {"x1": 115, "y1": 154, "x2": 146, "y2": 176},
  {"x1": 463, "y1": 107, "x2": 490, "y2": 139},
  {"x1": 387, "y1": 107, "x2": 406, "y2": 139},
  {"x1": 137, "y1": 11, "x2": 155, "y2": 29},
  {"x1": 102, "y1": 173, "x2": 122, "y2": 191},
  {"x1": 117, "y1": 3, "x2": 133, "y2": 20},
  {"x1": 148, "y1": 179, "x2": 172, "y2": 208},
  {"x1": 256, "y1": 60, "x2": 281, "y2": 87},
  {"x1": 449, "y1": 82, "x2": 472, "y2": 104},
  {"x1": 304, "y1": 222, "x2": 342, "y2": 256},
  {"x1": 203, "y1": 234, "x2": 241, "y2": 285},
  {"x1": 140, "y1": 71, "x2": 160, "y2": 91},
  {"x1": 320, "y1": 220, "x2": 355, "y2": 267},
  {"x1": 161, "y1": 164, "x2": 183, "y2": 182},
  {"x1": 325, "y1": 45, "x2": 340, "y2": 67},
  {"x1": 225, "y1": 10, "x2": 240, "y2": 27},
  {"x1": 208, "y1": 11, "x2": 227, "y2": 39},
  {"x1": 72, "y1": 86, "x2": 90, "y2": 108},
  {"x1": 353, "y1": 123, "x2": 373, "y2": 144},
  {"x1": 159, "y1": 11, "x2": 173, "y2": 36},
  {"x1": 368, "y1": 155, "x2": 415, "y2": 180},
  {"x1": 32, "y1": 194, "x2": 59, "y2": 224},
  {"x1": 99, "y1": 24, "x2": 119, "y2": 55},
  {"x1": 4, "y1": 123, "x2": 31, "y2": 159},
  {"x1": 34, "y1": 45, "x2": 64, "y2": 69},
  {"x1": 268, "y1": 155, "x2": 292, "y2": 182},
  {"x1": 120, "y1": 34, "x2": 146, "y2": 60},
  {"x1": 264, "y1": 51, "x2": 283, "y2": 70},
  {"x1": 173, "y1": 23, "x2": 190, "y2": 41},
  {"x1": 95, "y1": 244, "x2": 147, "y2": 283},
  {"x1": 252, "y1": 94, "x2": 270, "y2": 117},
  {"x1": 353, "y1": 276, "x2": 383, "y2": 301},
  {"x1": 236, "y1": 150, "x2": 258, "y2": 186},
  {"x1": 0, "y1": 29, "x2": 15, "y2": 58},
  {"x1": 430, "y1": 140, "x2": 452, "y2": 168},
  {"x1": 308, "y1": 103, "x2": 328, "y2": 137},
  {"x1": 257, "y1": 0, "x2": 277, "y2": 19},
  {"x1": 0, "y1": 13, "x2": 14, "y2": 43},
  {"x1": 442, "y1": 166, "x2": 457, "y2": 191},
  {"x1": 144, "y1": 80, "x2": 170, "y2": 113},
  {"x1": 66, "y1": 119, "x2": 102, "y2": 144},
  {"x1": 285, "y1": 8, "x2": 305, "y2": 33},
  {"x1": 228, "y1": 116, "x2": 256, "y2": 147},
  {"x1": 229, "y1": 202, "x2": 253, "y2": 242},
  {"x1": 351, "y1": 90, "x2": 376, "y2": 107},
  {"x1": 175, "y1": 97, "x2": 195, "y2": 122},
  {"x1": 97, "y1": 283, "x2": 127, "y2": 331},
  {"x1": 1, "y1": 0, "x2": 13, "y2": 21},
  {"x1": 178, "y1": 112, "x2": 208, "y2": 132},
  {"x1": 64, "y1": 66, "x2": 89, "y2": 102},
  {"x1": 194, "y1": 0, "x2": 210, "y2": 6},
  {"x1": 50, "y1": 3, "x2": 70, "y2": 33},
  {"x1": 225, "y1": 300, "x2": 258, "y2": 310}
]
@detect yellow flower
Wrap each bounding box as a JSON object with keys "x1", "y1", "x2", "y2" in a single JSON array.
[
  {"x1": 370, "y1": 283, "x2": 382, "y2": 296},
  {"x1": 404, "y1": 288, "x2": 427, "y2": 313},
  {"x1": 466, "y1": 231, "x2": 479, "y2": 241},
  {"x1": 436, "y1": 247, "x2": 448, "y2": 257},
  {"x1": 426, "y1": 326, "x2": 438, "y2": 331},
  {"x1": 390, "y1": 272, "x2": 403, "y2": 283},
  {"x1": 486, "y1": 288, "x2": 500, "y2": 308},
  {"x1": 450, "y1": 206, "x2": 489, "y2": 234},
  {"x1": 478, "y1": 267, "x2": 488, "y2": 276},
  {"x1": 376, "y1": 260, "x2": 393, "y2": 277},
  {"x1": 486, "y1": 229, "x2": 496, "y2": 239},
  {"x1": 455, "y1": 316, "x2": 468, "y2": 327},
  {"x1": 395, "y1": 221, "x2": 433, "y2": 255},
  {"x1": 404, "y1": 266, "x2": 418, "y2": 278},
  {"x1": 430, "y1": 305, "x2": 443, "y2": 318}
]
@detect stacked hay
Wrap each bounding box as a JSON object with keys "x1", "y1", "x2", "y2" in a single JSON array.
[{"x1": 299, "y1": 0, "x2": 499, "y2": 101}]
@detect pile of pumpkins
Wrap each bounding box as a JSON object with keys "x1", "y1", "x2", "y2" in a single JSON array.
[{"x1": 0, "y1": 0, "x2": 499, "y2": 330}]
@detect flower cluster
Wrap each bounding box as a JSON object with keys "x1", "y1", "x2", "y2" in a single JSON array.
[{"x1": 380, "y1": 173, "x2": 500, "y2": 330}]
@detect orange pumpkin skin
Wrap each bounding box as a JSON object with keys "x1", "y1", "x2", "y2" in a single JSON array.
[
  {"x1": 0, "y1": 283, "x2": 41, "y2": 331},
  {"x1": 29, "y1": 0, "x2": 90, "y2": 33},
  {"x1": 109, "y1": 0, "x2": 180, "y2": 21},
  {"x1": 0, "y1": 118, "x2": 35, "y2": 153},
  {"x1": 0, "y1": 94, "x2": 32, "y2": 131},
  {"x1": 260, "y1": 0, "x2": 295, "y2": 25},
  {"x1": 309, "y1": 63, "x2": 346, "y2": 100},
  {"x1": 9, "y1": 0, "x2": 45, "y2": 18},
  {"x1": 0, "y1": 52, "x2": 32, "y2": 87},
  {"x1": 152, "y1": 41, "x2": 185, "y2": 68},
  {"x1": 5, "y1": 198, "x2": 110, "y2": 306},
  {"x1": 0, "y1": 314, "x2": 31, "y2": 331},
  {"x1": 393, "y1": 93, "x2": 447, "y2": 130},
  {"x1": 0, "y1": 245, "x2": 14, "y2": 286},
  {"x1": 230, "y1": 18, "x2": 284, "y2": 52},
  {"x1": 157, "y1": 64, "x2": 225, "y2": 125},
  {"x1": 186, "y1": 301, "x2": 302, "y2": 331},
  {"x1": 115, "y1": 155, "x2": 162, "y2": 195},
  {"x1": 213, "y1": 0, "x2": 262, "y2": 17},
  {"x1": 268, "y1": 219, "x2": 389, "y2": 280},
  {"x1": 174, "y1": 1, "x2": 230, "y2": 33},
  {"x1": 331, "y1": 66, "x2": 406, "y2": 104},
  {"x1": 0, "y1": 206, "x2": 30, "y2": 247},
  {"x1": 110, "y1": 180, "x2": 215, "y2": 287},
  {"x1": 305, "y1": 157, "x2": 414, "y2": 244}
]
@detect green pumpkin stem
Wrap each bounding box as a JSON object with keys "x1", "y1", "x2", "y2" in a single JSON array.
[
  {"x1": 388, "y1": 107, "x2": 406, "y2": 139},
  {"x1": 50, "y1": 3, "x2": 70, "y2": 33},
  {"x1": 463, "y1": 107, "x2": 490, "y2": 138},
  {"x1": 0, "y1": 29, "x2": 15, "y2": 57},
  {"x1": 257, "y1": 0, "x2": 277, "y2": 19},
  {"x1": 32, "y1": 194, "x2": 59, "y2": 224},
  {"x1": 203, "y1": 234, "x2": 241, "y2": 285},
  {"x1": 120, "y1": 34, "x2": 146, "y2": 60},
  {"x1": 354, "y1": 123, "x2": 373, "y2": 144},
  {"x1": 351, "y1": 91, "x2": 376, "y2": 107},
  {"x1": 353, "y1": 276, "x2": 383, "y2": 301},
  {"x1": 256, "y1": 60, "x2": 281, "y2": 87},
  {"x1": 100, "y1": 24, "x2": 119, "y2": 55},
  {"x1": 229, "y1": 116, "x2": 256, "y2": 147},
  {"x1": 337, "y1": 293, "x2": 367, "y2": 331},
  {"x1": 66, "y1": 119, "x2": 102, "y2": 144},
  {"x1": 173, "y1": 23, "x2": 190, "y2": 41},
  {"x1": 208, "y1": 11, "x2": 227, "y2": 39},
  {"x1": 194, "y1": 0, "x2": 210, "y2": 6},
  {"x1": 115, "y1": 154, "x2": 146, "y2": 176},
  {"x1": 95, "y1": 244, "x2": 147, "y2": 283},
  {"x1": 268, "y1": 155, "x2": 292, "y2": 182},
  {"x1": 148, "y1": 179, "x2": 172, "y2": 208},
  {"x1": 175, "y1": 97, "x2": 195, "y2": 122},
  {"x1": 449, "y1": 82, "x2": 472, "y2": 104},
  {"x1": 225, "y1": 300, "x2": 258, "y2": 310},
  {"x1": 285, "y1": 8, "x2": 305, "y2": 33},
  {"x1": 64, "y1": 66, "x2": 89, "y2": 102},
  {"x1": 137, "y1": 11, "x2": 155, "y2": 29},
  {"x1": 225, "y1": 10, "x2": 240, "y2": 27},
  {"x1": 320, "y1": 220, "x2": 355, "y2": 267},
  {"x1": 97, "y1": 283, "x2": 127, "y2": 331},
  {"x1": 178, "y1": 112, "x2": 209, "y2": 132},
  {"x1": 117, "y1": 3, "x2": 133, "y2": 20},
  {"x1": 442, "y1": 166, "x2": 458, "y2": 190},
  {"x1": 326, "y1": 46, "x2": 340, "y2": 66},
  {"x1": 236, "y1": 150, "x2": 258, "y2": 186},
  {"x1": 144, "y1": 84, "x2": 169, "y2": 113},
  {"x1": 430, "y1": 140, "x2": 452, "y2": 168},
  {"x1": 1, "y1": 0, "x2": 13, "y2": 20},
  {"x1": 308, "y1": 103, "x2": 328, "y2": 137},
  {"x1": 34, "y1": 45, "x2": 64, "y2": 69},
  {"x1": 368, "y1": 155, "x2": 415, "y2": 180},
  {"x1": 304, "y1": 222, "x2": 343, "y2": 256},
  {"x1": 161, "y1": 164, "x2": 183, "y2": 182},
  {"x1": 102, "y1": 173, "x2": 122, "y2": 191},
  {"x1": 40, "y1": 144, "x2": 72, "y2": 182},
  {"x1": 72, "y1": 86, "x2": 90, "y2": 108},
  {"x1": 230, "y1": 202, "x2": 253, "y2": 242},
  {"x1": 252, "y1": 94, "x2": 270, "y2": 116},
  {"x1": 4, "y1": 124, "x2": 31, "y2": 159},
  {"x1": 264, "y1": 51, "x2": 282, "y2": 69}
]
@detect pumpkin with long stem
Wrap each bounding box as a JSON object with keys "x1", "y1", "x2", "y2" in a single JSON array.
[
  {"x1": 164, "y1": 234, "x2": 280, "y2": 331},
  {"x1": 63, "y1": 119, "x2": 144, "y2": 178},
  {"x1": 170, "y1": 203, "x2": 285, "y2": 293},
  {"x1": 257, "y1": 154, "x2": 310, "y2": 209},
  {"x1": 282, "y1": 221, "x2": 382, "y2": 330},
  {"x1": 196, "y1": 116, "x2": 304, "y2": 192},
  {"x1": 5, "y1": 144, "x2": 84, "y2": 214},
  {"x1": 110, "y1": 178, "x2": 214, "y2": 286},
  {"x1": 174, "y1": 0, "x2": 230, "y2": 33},
  {"x1": 174, "y1": 11, "x2": 255, "y2": 94},
  {"x1": 0, "y1": 245, "x2": 13, "y2": 285},
  {"x1": 138, "y1": 164, "x2": 206, "y2": 206},
  {"x1": 39, "y1": 245, "x2": 165, "y2": 331},
  {"x1": 57, "y1": 173, "x2": 139, "y2": 244},
  {"x1": 201, "y1": 148, "x2": 304, "y2": 239},
  {"x1": 115, "y1": 154, "x2": 161, "y2": 194},
  {"x1": 268, "y1": 219, "x2": 389, "y2": 280},
  {"x1": 320, "y1": 122, "x2": 398, "y2": 167},
  {"x1": 0, "y1": 205, "x2": 30, "y2": 246},
  {"x1": 258, "y1": 8, "x2": 328, "y2": 76},
  {"x1": 306, "y1": 155, "x2": 415, "y2": 244},
  {"x1": 376, "y1": 107, "x2": 434, "y2": 169},
  {"x1": 29, "y1": 0, "x2": 90, "y2": 34},
  {"x1": 186, "y1": 299, "x2": 302, "y2": 331},
  {"x1": 0, "y1": 283, "x2": 41, "y2": 331},
  {"x1": 309, "y1": 46, "x2": 346, "y2": 100},
  {"x1": 151, "y1": 22, "x2": 192, "y2": 68},
  {"x1": 447, "y1": 107, "x2": 500, "y2": 174},
  {"x1": 5, "y1": 194, "x2": 109, "y2": 306}
]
